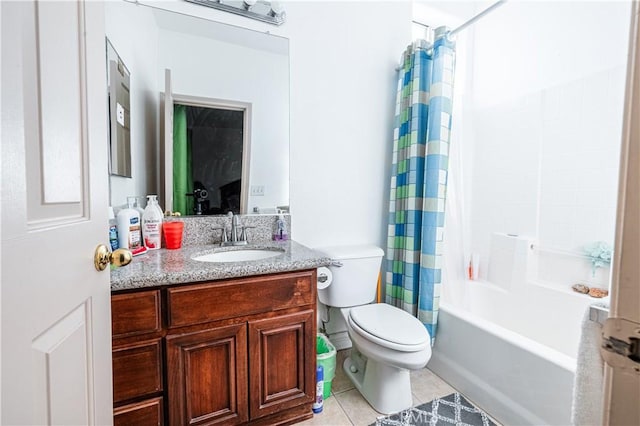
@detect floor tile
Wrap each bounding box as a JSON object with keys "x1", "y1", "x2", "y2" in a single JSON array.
[
  {"x1": 334, "y1": 389, "x2": 381, "y2": 426},
  {"x1": 319, "y1": 351, "x2": 463, "y2": 425},
  {"x1": 409, "y1": 367, "x2": 457, "y2": 404},
  {"x1": 298, "y1": 396, "x2": 352, "y2": 426},
  {"x1": 331, "y1": 349, "x2": 355, "y2": 395}
]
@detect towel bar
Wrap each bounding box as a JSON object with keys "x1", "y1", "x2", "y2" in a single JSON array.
[{"x1": 589, "y1": 304, "x2": 609, "y2": 326}]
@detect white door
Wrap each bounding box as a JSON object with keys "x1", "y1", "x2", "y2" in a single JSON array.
[
  {"x1": 1, "y1": 1, "x2": 113, "y2": 424},
  {"x1": 602, "y1": 1, "x2": 640, "y2": 424}
]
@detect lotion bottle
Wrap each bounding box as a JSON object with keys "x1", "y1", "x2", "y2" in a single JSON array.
[
  {"x1": 127, "y1": 196, "x2": 145, "y2": 216},
  {"x1": 142, "y1": 195, "x2": 164, "y2": 250},
  {"x1": 117, "y1": 198, "x2": 142, "y2": 250}
]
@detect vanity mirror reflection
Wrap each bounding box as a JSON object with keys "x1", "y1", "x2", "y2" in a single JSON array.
[
  {"x1": 106, "y1": 39, "x2": 132, "y2": 178},
  {"x1": 105, "y1": 0, "x2": 289, "y2": 215}
]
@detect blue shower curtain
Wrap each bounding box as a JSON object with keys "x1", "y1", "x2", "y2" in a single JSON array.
[{"x1": 385, "y1": 31, "x2": 456, "y2": 345}]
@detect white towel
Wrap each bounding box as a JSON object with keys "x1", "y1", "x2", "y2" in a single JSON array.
[{"x1": 571, "y1": 302, "x2": 609, "y2": 426}]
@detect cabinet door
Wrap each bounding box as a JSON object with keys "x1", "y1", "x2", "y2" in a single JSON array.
[
  {"x1": 248, "y1": 310, "x2": 315, "y2": 419},
  {"x1": 112, "y1": 339, "x2": 163, "y2": 404},
  {"x1": 166, "y1": 324, "x2": 248, "y2": 425},
  {"x1": 113, "y1": 397, "x2": 163, "y2": 426}
]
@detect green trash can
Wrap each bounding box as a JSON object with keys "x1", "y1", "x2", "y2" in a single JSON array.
[{"x1": 316, "y1": 333, "x2": 337, "y2": 400}]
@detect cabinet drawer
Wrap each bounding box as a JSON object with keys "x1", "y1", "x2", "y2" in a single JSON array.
[
  {"x1": 114, "y1": 397, "x2": 163, "y2": 426},
  {"x1": 113, "y1": 339, "x2": 163, "y2": 403},
  {"x1": 167, "y1": 270, "x2": 315, "y2": 328},
  {"x1": 112, "y1": 290, "x2": 162, "y2": 339}
]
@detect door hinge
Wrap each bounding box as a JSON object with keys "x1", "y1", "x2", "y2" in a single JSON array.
[{"x1": 601, "y1": 317, "x2": 640, "y2": 375}]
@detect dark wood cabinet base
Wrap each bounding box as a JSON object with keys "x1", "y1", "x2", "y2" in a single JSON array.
[
  {"x1": 247, "y1": 403, "x2": 314, "y2": 426},
  {"x1": 112, "y1": 270, "x2": 317, "y2": 426}
]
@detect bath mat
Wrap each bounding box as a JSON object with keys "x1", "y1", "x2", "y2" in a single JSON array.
[{"x1": 370, "y1": 392, "x2": 496, "y2": 426}]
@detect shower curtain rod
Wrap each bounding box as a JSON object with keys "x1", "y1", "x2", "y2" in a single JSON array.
[
  {"x1": 398, "y1": 0, "x2": 506, "y2": 70},
  {"x1": 447, "y1": 0, "x2": 507, "y2": 39},
  {"x1": 413, "y1": 0, "x2": 507, "y2": 39}
]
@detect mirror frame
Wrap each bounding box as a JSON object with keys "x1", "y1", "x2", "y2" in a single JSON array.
[{"x1": 106, "y1": 38, "x2": 132, "y2": 177}]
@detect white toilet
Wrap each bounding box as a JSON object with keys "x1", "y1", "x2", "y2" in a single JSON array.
[{"x1": 316, "y1": 245, "x2": 431, "y2": 414}]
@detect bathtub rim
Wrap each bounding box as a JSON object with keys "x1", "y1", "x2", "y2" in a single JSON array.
[{"x1": 439, "y1": 301, "x2": 577, "y2": 373}]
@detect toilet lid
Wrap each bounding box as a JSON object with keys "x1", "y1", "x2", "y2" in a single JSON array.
[{"x1": 349, "y1": 304, "x2": 430, "y2": 349}]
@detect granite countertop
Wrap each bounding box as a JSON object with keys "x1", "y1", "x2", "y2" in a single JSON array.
[{"x1": 110, "y1": 240, "x2": 331, "y2": 292}]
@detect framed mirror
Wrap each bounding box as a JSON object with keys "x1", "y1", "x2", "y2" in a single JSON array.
[
  {"x1": 105, "y1": 0, "x2": 289, "y2": 215},
  {"x1": 106, "y1": 39, "x2": 131, "y2": 177}
]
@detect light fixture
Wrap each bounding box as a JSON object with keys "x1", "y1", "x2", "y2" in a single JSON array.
[
  {"x1": 270, "y1": 1, "x2": 284, "y2": 18},
  {"x1": 184, "y1": 0, "x2": 286, "y2": 26}
]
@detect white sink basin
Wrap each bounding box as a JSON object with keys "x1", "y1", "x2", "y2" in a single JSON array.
[{"x1": 192, "y1": 249, "x2": 284, "y2": 263}]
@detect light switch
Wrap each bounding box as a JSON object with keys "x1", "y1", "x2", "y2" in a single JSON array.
[
  {"x1": 116, "y1": 103, "x2": 125, "y2": 126},
  {"x1": 251, "y1": 185, "x2": 265, "y2": 196}
]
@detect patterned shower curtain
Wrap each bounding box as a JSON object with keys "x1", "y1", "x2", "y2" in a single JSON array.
[{"x1": 385, "y1": 30, "x2": 456, "y2": 345}]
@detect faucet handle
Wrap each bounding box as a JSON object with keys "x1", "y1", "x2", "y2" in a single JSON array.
[
  {"x1": 212, "y1": 226, "x2": 228, "y2": 243},
  {"x1": 240, "y1": 225, "x2": 255, "y2": 241}
]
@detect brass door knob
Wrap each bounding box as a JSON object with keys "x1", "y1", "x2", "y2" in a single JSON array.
[{"x1": 94, "y1": 244, "x2": 132, "y2": 271}]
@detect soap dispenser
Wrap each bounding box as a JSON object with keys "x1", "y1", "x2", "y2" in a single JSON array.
[{"x1": 273, "y1": 214, "x2": 288, "y2": 241}]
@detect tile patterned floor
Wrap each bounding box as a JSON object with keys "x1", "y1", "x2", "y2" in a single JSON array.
[{"x1": 299, "y1": 349, "x2": 458, "y2": 426}]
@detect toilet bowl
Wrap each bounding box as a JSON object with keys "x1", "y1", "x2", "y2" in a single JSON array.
[
  {"x1": 341, "y1": 303, "x2": 431, "y2": 414},
  {"x1": 314, "y1": 245, "x2": 432, "y2": 415}
]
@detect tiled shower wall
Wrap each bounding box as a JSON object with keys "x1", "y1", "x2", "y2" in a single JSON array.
[
  {"x1": 469, "y1": 65, "x2": 626, "y2": 289},
  {"x1": 461, "y1": 1, "x2": 631, "y2": 291}
]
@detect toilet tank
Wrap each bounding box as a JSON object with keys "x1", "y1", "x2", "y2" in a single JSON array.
[{"x1": 315, "y1": 245, "x2": 384, "y2": 308}]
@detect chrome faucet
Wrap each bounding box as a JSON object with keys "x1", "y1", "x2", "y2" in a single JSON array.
[
  {"x1": 229, "y1": 211, "x2": 241, "y2": 243},
  {"x1": 212, "y1": 212, "x2": 254, "y2": 246}
]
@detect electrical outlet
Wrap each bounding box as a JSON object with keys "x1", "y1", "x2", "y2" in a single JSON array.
[{"x1": 251, "y1": 185, "x2": 265, "y2": 196}]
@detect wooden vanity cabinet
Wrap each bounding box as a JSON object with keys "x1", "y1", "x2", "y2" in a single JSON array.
[
  {"x1": 111, "y1": 289, "x2": 164, "y2": 424},
  {"x1": 111, "y1": 269, "x2": 317, "y2": 426}
]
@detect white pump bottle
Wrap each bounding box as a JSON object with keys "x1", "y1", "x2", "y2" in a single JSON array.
[{"x1": 142, "y1": 195, "x2": 164, "y2": 250}]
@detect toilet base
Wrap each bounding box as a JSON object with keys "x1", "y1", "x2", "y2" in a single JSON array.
[{"x1": 343, "y1": 348, "x2": 413, "y2": 415}]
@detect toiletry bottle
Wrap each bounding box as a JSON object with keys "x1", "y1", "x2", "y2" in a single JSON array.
[
  {"x1": 312, "y1": 365, "x2": 324, "y2": 414},
  {"x1": 127, "y1": 196, "x2": 145, "y2": 216},
  {"x1": 108, "y1": 207, "x2": 119, "y2": 250},
  {"x1": 142, "y1": 195, "x2": 164, "y2": 250},
  {"x1": 273, "y1": 214, "x2": 288, "y2": 241},
  {"x1": 117, "y1": 199, "x2": 142, "y2": 250},
  {"x1": 472, "y1": 253, "x2": 479, "y2": 280}
]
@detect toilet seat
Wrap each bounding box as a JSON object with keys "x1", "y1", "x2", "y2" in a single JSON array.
[{"x1": 348, "y1": 304, "x2": 430, "y2": 352}]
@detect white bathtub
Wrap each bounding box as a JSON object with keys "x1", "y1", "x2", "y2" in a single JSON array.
[{"x1": 428, "y1": 279, "x2": 594, "y2": 425}]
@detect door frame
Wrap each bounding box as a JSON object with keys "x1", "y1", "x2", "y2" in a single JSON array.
[
  {"x1": 163, "y1": 92, "x2": 252, "y2": 215},
  {"x1": 602, "y1": 0, "x2": 640, "y2": 423}
]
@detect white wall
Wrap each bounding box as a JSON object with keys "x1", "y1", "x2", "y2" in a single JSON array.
[
  {"x1": 105, "y1": 2, "x2": 159, "y2": 207},
  {"x1": 285, "y1": 2, "x2": 412, "y2": 248},
  {"x1": 464, "y1": 1, "x2": 630, "y2": 289}
]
